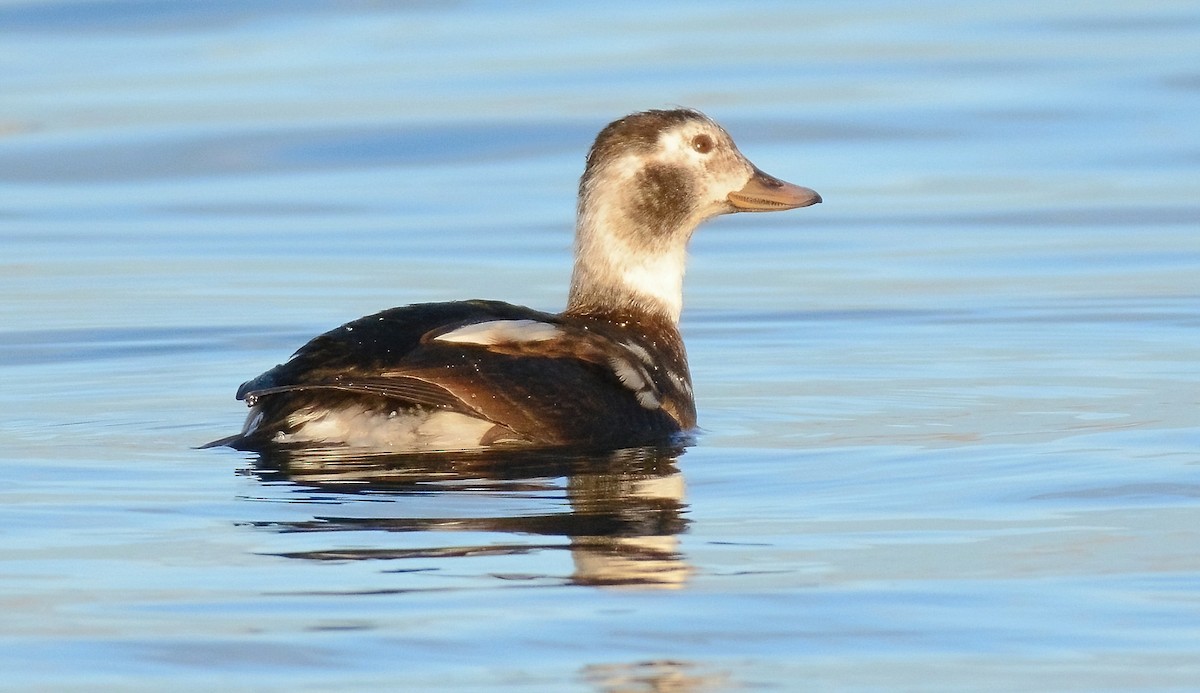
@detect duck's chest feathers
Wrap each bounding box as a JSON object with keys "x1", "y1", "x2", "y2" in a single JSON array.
[{"x1": 567, "y1": 315, "x2": 695, "y2": 426}]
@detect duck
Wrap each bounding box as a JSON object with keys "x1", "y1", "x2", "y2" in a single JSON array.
[{"x1": 207, "y1": 108, "x2": 820, "y2": 452}]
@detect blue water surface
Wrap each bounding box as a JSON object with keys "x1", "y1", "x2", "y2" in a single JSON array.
[{"x1": 2, "y1": 1, "x2": 1199, "y2": 690}]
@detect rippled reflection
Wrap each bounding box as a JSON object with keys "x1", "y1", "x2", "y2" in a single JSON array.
[
  {"x1": 582, "y1": 660, "x2": 729, "y2": 693},
  {"x1": 244, "y1": 444, "x2": 692, "y2": 589}
]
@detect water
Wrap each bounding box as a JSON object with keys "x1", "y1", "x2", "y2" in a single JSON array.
[{"x1": 3, "y1": 0, "x2": 1199, "y2": 690}]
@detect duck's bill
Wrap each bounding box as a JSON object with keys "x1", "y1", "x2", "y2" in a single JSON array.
[{"x1": 728, "y1": 167, "x2": 822, "y2": 211}]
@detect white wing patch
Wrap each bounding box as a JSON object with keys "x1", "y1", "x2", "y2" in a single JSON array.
[
  {"x1": 635, "y1": 389, "x2": 661, "y2": 410},
  {"x1": 621, "y1": 340, "x2": 655, "y2": 366},
  {"x1": 608, "y1": 355, "x2": 647, "y2": 390},
  {"x1": 665, "y1": 368, "x2": 692, "y2": 398},
  {"x1": 608, "y1": 355, "x2": 661, "y2": 410},
  {"x1": 433, "y1": 319, "x2": 562, "y2": 346}
]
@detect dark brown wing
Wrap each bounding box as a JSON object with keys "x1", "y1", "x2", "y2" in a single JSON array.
[
  {"x1": 235, "y1": 300, "x2": 537, "y2": 403},
  {"x1": 241, "y1": 376, "x2": 468, "y2": 412}
]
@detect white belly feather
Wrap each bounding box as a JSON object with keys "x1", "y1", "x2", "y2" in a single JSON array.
[{"x1": 245, "y1": 404, "x2": 498, "y2": 451}]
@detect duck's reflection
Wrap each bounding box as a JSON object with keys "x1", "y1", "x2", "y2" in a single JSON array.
[
  {"x1": 245, "y1": 443, "x2": 692, "y2": 588},
  {"x1": 582, "y1": 660, "x2": 729, "y2": 693}
]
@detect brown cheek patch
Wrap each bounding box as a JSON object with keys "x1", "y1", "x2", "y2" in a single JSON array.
[{"x1": 630, "y1": 164, "x2": 692, "y2": 240}]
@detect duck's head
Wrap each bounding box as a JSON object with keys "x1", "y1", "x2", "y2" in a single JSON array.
[{"x1": 566, "y1": 108, "x2": 821, "y2": 324}]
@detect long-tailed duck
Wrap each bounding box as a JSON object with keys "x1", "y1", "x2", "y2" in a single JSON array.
[{"x1": 208, "y1": 108, "x2": 820, "y2": 452}]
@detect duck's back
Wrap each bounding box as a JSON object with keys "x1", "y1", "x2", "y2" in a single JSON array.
[{"x1": 217, "y1": 300, "x2": 695, "y2": 451}]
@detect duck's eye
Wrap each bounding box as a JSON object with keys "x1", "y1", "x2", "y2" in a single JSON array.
[{"x1": 691, "y1": 134, "x2": 714, "y2": 154}]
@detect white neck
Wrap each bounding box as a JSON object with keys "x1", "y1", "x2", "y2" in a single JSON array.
[{"x1": 565, "y1": 196, "x2": 690, "y2": 324}]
